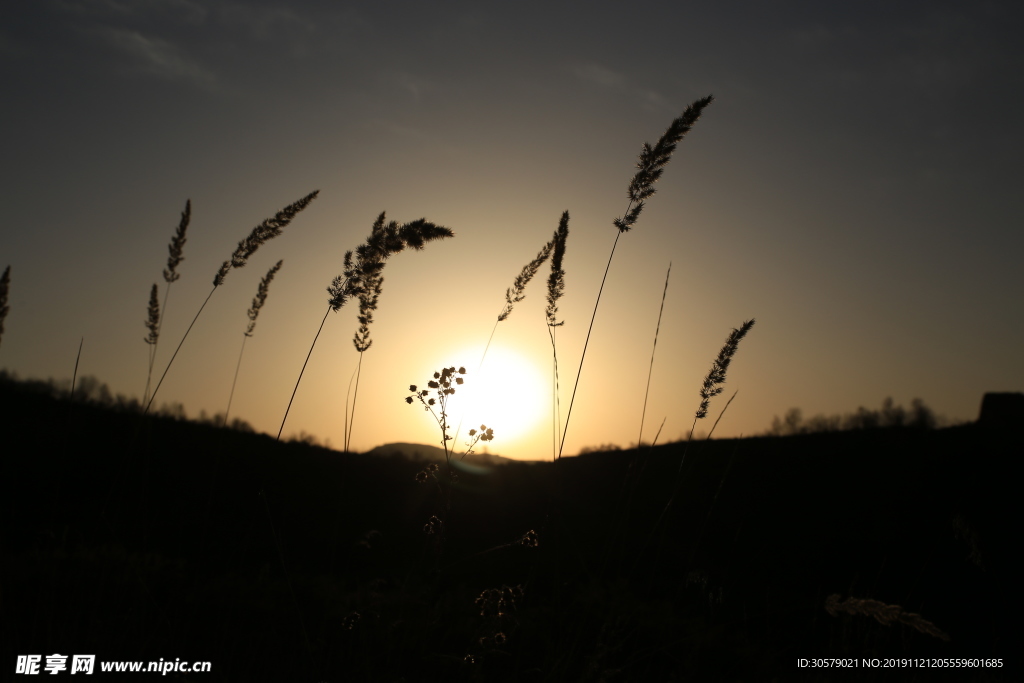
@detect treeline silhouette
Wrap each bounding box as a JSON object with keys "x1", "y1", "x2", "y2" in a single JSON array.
[
  {"x1": 766, "y1": 396, "x2": 948, "y2": 436},
  {"x1": 0, "y1": 369, "x2": 257, "y2": 433}
]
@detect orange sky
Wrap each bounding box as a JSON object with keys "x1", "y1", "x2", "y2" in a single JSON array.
[{"x1": 1, "y1": 1, "x2": 1021, "y2": 459}]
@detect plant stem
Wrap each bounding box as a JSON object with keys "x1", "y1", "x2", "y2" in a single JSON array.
[
  {"x1": 343, "y1": 364, "x2": 357, "y2": 452},
  {"x1": 146, "y1": 285, "x2": 217, "y2": 415},
  {"x1": 345, "y1": 351, "x2": 364, "y2": 452},
  {"x1": 559, "y1": 226, "x2": 626, "y2": 459},
  {"x1": 450, "y1": 319, "x2": 498, "y2": 452},
  {"x1": 278, "y1": 305, "x2": 331, "y2": 440},
  {"x1": 639, "y1": 262, "x2": 671, "y2": 447},
  {"x1": 222, "y1": 334, "x2": 247, "y2": 427},
  {"x1": 71, "y1": 337, "x2": 83, "y2": 401},
  {"x1": 547, "y1": 324, "x2": 562, "y2": 462}
]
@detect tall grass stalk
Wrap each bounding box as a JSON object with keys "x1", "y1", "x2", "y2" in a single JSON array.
[
  {"x1": 145, "y1": 201, "x2": 190, "y2": 404},
  {"x1": 143, "y1": 284, "x2": 160, "y2": 401},
  {"x1": 638, "y1": 262, "x2": 671, "y2": 448},
  {"x1": 559, "y1": 95, "x2": 713, "y2": 459},
  {"x1": 344, "y1": 353, "x2": 364, "y2": 452},
  {"x1": 629, "y1": 320, "x2": 754, "y2": 576},
  {"x1": 70, "y1": 337, "x2": 83, "y2": 402},
  {"x1": 343, "y1": 239, "x2": 384, "y2": 452},
  {"x1": 223, "y1": 260, "x2": 282, "y2": 427},
  {"x1": 146, "y1": 191, "x2": 317, "y2": 415},
  {"x1": 0, "y1": 265, "x2": 10, "y2": 351},
  {"x1": 277, "y1": 212, "x2": 452, "y2": 441},
  {"x1": 449, "y1": 219, "x2": 561, "y2": 451},
  {"x1": 545, "y1": 211, "x2": 569, "y2": 460}
]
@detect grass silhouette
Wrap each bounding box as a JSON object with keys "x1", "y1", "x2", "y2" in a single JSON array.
[
  {"x1": 3, "y1": 93, "x2": 1011, "y2": 681},
  {"x1": 0, "y1": 264, "x2": 9, "y2": 352},
  {"x1": 278, "y1": 211, "x2": 453, "y2": 442},
  {"x1": 222, "y1": 259, "x2": 283, "y2": 427},
  {"x1": 144, "y1": 200, "x2": 190, "y2": 404},
  {"x1": 146, "y1": 191, "x2": 318, "y2": 415},
  {"x1": 559, "y1": 94, "x2": 714, "y2": 460}
]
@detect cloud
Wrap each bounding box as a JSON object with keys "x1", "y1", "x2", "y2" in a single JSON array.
[
  {"x1": 567, "y1": 62, "x2": 625, "y2": 89},
  {"x1": 56, "y1": 0, "x2": 208, "y2": 24},
  {"x1": 219, "y1": 3, "x2": 316, "y2": 42},
  {"x1": 100, "y1": 27, "x2": 217, "y2": 88}
]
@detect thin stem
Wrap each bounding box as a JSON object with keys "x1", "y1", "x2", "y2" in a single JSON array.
[
  {"x1": 559, "y1": 227, "x2": 625, "y2": 459},
  {"x1": 70, "y1": 337, "x2": 83, "y2": 401},
  {"x1": 639, "y1": 262, "x2": 671, "y2": 447},
  {"x1": 345, "y1": 352, "x2": 364, "y2": 452},
  {"x1": 632, "y1": 391, "x2": 741, "y2": 575},
  {"x1": 547, "y1": 323, "x2": 562, "y2": 462},
  {"x1": 146, "y1": 285, "x2": 217, "y2": 415},
  {"x1": 706, "y1": 390, "x2": 738, "y2": 442},
  {"x1": 651, "y1": 416, "x2": 667, "y2": 447},
  {"x1": 278, "y1": 305, "x2": 331, "y2": 441},
  {"x1": 222, "y1": 334, "x2": 247, "y2": 427},
  {"x1": 343, "y1": 364, "x2": 357, "y2": 452},
  {"x1": 450, "y1": 318, "x2": 499, "y2": 452}
]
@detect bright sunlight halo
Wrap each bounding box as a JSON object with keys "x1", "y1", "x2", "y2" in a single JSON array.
[{"x1": 442, "y1": 345, "x2": 547, "y2": 449}]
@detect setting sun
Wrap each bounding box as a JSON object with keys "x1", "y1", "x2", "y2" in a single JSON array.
[{"x1": 438, "y1": 344, "x2": 548, "y2": 449}]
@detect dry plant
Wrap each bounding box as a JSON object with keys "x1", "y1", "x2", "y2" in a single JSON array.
[
  {"x1": 627, "y1": 320, "x2": 755, "y2": 576},
  {"x1": 498, "y1": 239, "x2": 555, "y2": 323},
  {"x1": 143, "y1": 283, "x2": 160, "y2": 348},
  {"x1": 70, "y1": 337, "x2": 83, "y2": 402},
  {"x1": 637, "y1": 262, "x2": 670, "y2": 448},
  {"x1": 146, "y1": 191, "x2": 318, "y2": 414},
  {"x1": 145, "y1": 200, "x2": 190, "y2": 403},
  {"x1": 405, "y1": 366, "x2": 496, "y2": 464},
  {"x1": 676, "y1": 319, "x2": 755, "y2": 473},
  {"x1": 407, "y1": 366, "x2": 494, "y2": 557},
  {"x1": 825, "y1": 594, "x2": 950, "y2": 641},
  {"x1": 451, "y1": 212, "x2": 569, "y2": 455},
  {"x1": 0, "y1": 265, "x2": 11, "y2": 351},
  {"x1": 560, "y1": 95, "x2": 714, "y2": 459},
  {"x1": 278, "y1": 212, "x2": 452, "y2": 441},
  {"x1": 545, "y1": 212, "x2": 569, "y2": 460},
  {"x1": 223, "y1": 260, "x2": 283, "y2": 427}
]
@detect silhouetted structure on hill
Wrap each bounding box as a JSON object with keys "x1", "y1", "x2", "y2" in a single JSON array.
[{"x1": 977, "y1": 391, "x2": 1024, "y2": 428}]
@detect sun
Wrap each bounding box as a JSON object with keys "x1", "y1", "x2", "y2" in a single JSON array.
[{"x1": 442, "y1": 344, "x2": 547, "y2": 447}]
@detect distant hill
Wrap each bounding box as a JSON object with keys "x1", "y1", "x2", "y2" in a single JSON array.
[{"x1": 363, "y1": 441, "x2": 532, "y2": 466}]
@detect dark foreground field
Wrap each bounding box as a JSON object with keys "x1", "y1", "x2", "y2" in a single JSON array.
[{"x1": 2, "y1": 380, "x2": 1019, "y2": 681}]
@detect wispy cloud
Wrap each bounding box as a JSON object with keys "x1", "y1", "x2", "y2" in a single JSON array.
[
  {"x1": 567, "y1": 61, "x2": 625, "y2": 89},
  {"x1": 219, "y1": 2, "x2": 317, "y2": 56},
  {"x1": 389, "y1": 70, "x2": 437, "y2": 105},
  {"x1": 56, "y1": 0, "x2": 208, "y2": 24},
  {"x1": 99, "y1": 27, "x2": 217, "y2": 89},
  {"x1": 565, "y1": 61, "x2": 674, "y2": 114}
]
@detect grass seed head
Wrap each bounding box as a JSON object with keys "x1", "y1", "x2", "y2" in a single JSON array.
[
  {"x1": 696, "y1": 319, "x2": 755, "y2": 419},
  {"x1": 499, "y1": 236, "x2": 554, "y2": 322},
  {"x1": 163, "y1": 199, "x2": 190, "y2": 283},
  {"x1": 245, "y1": 260, "x2": 283, "y2": 337},
  {"x1": 546, "y1": 211, "x2": 570, "y2": 327},
  {"x1": 825, "y1": 594, "x2": 949, "y2": 641},
  {"x1": 144, "y1": 284, "x2": 160, "y2": 345},
  {"x1": 216, "y1": 190, "x2": 318, "y2": 286},
  {"x1": 614, "y1": 95, "x2": 713, "y2": 233}
]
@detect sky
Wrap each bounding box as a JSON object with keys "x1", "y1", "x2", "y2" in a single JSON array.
[{"x1": 1, "y1": 0, "x2": 1021, "y2": 460}]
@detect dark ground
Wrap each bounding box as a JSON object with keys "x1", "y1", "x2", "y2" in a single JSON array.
[{"x1": 2, "y1": 378, "x2": 1019, "y2": 681}]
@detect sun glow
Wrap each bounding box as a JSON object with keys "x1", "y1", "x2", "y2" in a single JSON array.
[{"x1": 441, "y1": 344, "x2": 548, "y2": 449}]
